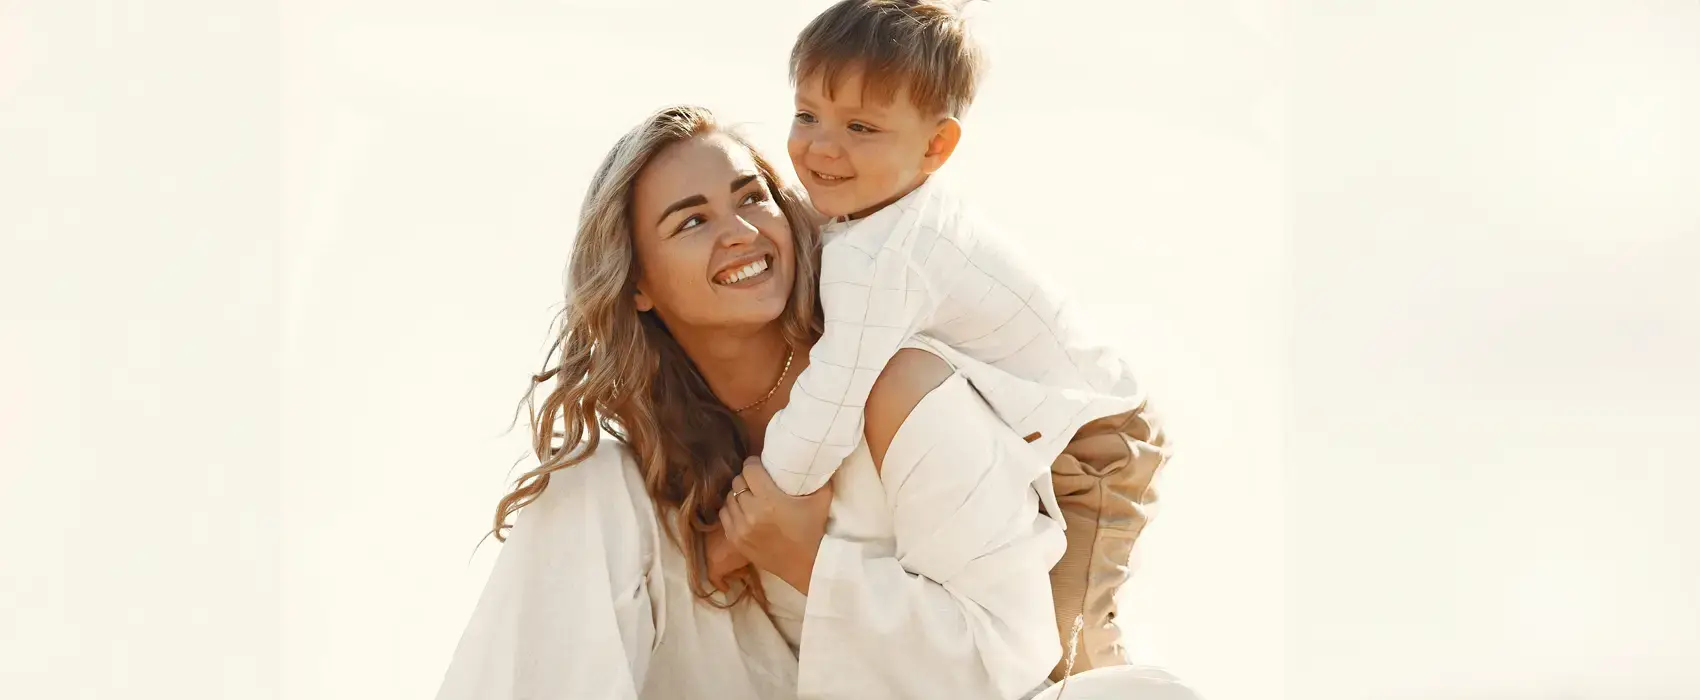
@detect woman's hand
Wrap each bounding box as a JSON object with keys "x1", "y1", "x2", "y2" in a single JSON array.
[
  {"x1": 718, "y1": 457, "x2": 835, "y2": 595},
  {"x1": 704, "y1": 526, "x2": 751, "y2": 593}
]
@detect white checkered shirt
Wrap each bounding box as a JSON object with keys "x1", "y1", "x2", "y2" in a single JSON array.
[{"x1": 763, "y1": 177, "x2": 1147, "y2": 496}]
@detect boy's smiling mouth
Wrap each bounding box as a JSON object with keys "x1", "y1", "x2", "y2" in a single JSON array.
[{"x1": 810, "y1": 170, "x2": 853, "y2": 184}]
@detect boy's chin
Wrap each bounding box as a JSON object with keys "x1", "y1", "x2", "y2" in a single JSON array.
[{"x1": 804, "y1": 194, "x2": 862, "y2": 221}]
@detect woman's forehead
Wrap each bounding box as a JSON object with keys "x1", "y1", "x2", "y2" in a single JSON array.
[{"x1": 646, "y1": 133, "x2": 758, "y2": 187}]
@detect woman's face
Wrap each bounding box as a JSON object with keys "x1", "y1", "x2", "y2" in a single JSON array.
[{"x1": 629, "y1": 133, "x2": 796, "y2": 337}]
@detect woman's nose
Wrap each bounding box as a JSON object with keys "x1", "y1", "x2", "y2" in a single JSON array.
[{"x1": 719, "y1": 213, "x2": 761, "y2": 247}]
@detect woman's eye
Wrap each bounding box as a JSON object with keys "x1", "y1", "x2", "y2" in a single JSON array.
[
  {"x1": 677, "y1": 215, "x2": 705, "y2": 233},
  {"x1": 741, "y1": 190, "x2": 770, "y2": 206}
]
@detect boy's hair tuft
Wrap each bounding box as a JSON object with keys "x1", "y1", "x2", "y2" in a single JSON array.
[{"x1": 790, "y1": 0, "x2": 985, "y2": 119}]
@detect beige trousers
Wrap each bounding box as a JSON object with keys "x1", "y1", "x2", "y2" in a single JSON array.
[{"x1": 1047, "y1": 402, "x2": 1172, "y2": 680}]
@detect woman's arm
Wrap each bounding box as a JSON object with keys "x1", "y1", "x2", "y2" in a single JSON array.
[
  {"x1": 435, "y1": 446, "x2": 659, "y2": 700},
  {"x1": 797, "y1": 348, "x2": 1065, "y2": 700}
]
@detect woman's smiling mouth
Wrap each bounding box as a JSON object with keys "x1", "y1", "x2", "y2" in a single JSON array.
[{"x1": 713, "y1": 255, "x2": 772, "y2": 287}]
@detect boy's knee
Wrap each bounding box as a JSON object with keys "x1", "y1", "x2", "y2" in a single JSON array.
[{"x1": 864, "y1": 348, "x2": 955, "y2": 470}]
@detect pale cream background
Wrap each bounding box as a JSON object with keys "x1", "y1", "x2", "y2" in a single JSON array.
[
  {"x1": 1289, "y1": 3, "x2": 1700, "y2": 698},
  {"x1": 0, "y1": 1, "x2": 1694, "y2": 699}
]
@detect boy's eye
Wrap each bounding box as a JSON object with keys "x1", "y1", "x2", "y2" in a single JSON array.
[
  {"x1": 794, "y1": 111, "x2": 817, "y2": 125},
  {"x1": 848, "y1": 122, "x2": 877, "y2": 134}
]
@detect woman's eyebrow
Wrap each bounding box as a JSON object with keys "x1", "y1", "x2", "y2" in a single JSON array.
[
  {"x1": 656, "y1": 194, "x2": 707, "y2": 227},
  {"x1": 655, "y1": 175, "x2": 760, "y2": 228}
]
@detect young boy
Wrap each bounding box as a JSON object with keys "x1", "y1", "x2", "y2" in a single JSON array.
[{"x1": 762, "y1": 0, "x2": 1171, "y2": 680}]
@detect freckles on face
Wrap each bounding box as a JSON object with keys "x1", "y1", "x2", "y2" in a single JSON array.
[
  {"x1": 787, "y1": 70, "x2": 936, "y2": 219},
  {"x1": 627, "y1": 133, "x2": 797, "y2": 332}
]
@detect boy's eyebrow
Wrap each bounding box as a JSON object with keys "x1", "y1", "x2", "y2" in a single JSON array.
[
  {"x1": 856, "y1": 103, "x2": 891, "y2": 118},
  {"x1": 795, "y1": 97, "x2": 891, "y2": 121}
]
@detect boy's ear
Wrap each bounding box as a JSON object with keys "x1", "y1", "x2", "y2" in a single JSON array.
[{"x1": 921, "y1": 117, "x2": 962, "y2": 175}]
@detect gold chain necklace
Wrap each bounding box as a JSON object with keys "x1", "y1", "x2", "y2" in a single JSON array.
[{"x1": 732, "y1": 344, "x2": 794, "y2": 414}]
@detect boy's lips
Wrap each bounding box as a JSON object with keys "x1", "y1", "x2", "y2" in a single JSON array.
[{"x1": 809, "y1": 169, "x2": 854, "y2": 186}]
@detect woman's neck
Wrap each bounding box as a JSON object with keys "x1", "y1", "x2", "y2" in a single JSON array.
[{"x1": 671, "y1": 324, "x2": 794, "y2": 419}]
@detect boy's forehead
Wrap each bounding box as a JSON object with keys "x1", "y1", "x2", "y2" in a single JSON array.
[{"x1": 796, "y1": 64, "x2": 913, "y2": 113}]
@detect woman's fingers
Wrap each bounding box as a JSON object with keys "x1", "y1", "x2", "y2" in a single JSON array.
[
  {"x1": 705, "y1": 527, "x2": 753, "y2": 593},
  {"x1": 740, "y1": 461, "x2": 778, "y2": 497},
  {"x1": 739, "y1": 461, "x2": 788, "y2": 522},
  {"x1": 733, "y1": 458, "x2": 830, "y2": 596},
  {"x1": 720, "y1": 490, "x2": 748, "y2": 543},
  {"x1": 810, "y1": 479, "x2": 834, "y2": 499},
  {"x1": 705, "y1": 527, "x2": 733, "y2": 592}
]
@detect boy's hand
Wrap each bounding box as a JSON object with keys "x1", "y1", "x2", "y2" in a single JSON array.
[
  {"x1": 705, "y1": 526, "x2": 751, "y2": 593},
  {"x1": 718, "y1": 457, "x2": 834, "y2": 595}
]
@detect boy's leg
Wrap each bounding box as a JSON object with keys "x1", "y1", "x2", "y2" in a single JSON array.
[{"x1": 1047, "y1": 404, "x2": 1170, "y2": 680}]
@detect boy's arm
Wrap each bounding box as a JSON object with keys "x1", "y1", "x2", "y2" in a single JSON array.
[
  {"x1": 762, "y1": 215, "x2": 963, "y2": 494},
  {"x1": 762, "y1": 196, "x2": 982, "y2": 496}
]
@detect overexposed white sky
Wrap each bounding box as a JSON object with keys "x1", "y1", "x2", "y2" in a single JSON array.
[{"x1": 2, "y1": 1, "x2": 1696, "y2": 699}]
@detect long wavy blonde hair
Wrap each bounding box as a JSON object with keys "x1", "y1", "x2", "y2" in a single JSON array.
[{"x1": 492, "y1": 105, "x2": 822, "y2": 604}]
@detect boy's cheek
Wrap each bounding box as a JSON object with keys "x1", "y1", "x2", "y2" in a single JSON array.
[{"x1": 785, "y1": 131, "x2": 812, "y2": 159}]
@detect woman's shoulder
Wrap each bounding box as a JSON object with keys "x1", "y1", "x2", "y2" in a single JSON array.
[{"x1": 526, "y1": 435, "x2": 644, "y2": 515}]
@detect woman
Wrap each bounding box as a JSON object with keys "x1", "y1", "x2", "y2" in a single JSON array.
[{"x1": 434, "y1": 105, "x2": 1199, "y2": 700}]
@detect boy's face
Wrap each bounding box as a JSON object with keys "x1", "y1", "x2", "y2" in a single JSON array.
[{"x1": 788, "y1": 68, "x2": 956, "y2": 220}]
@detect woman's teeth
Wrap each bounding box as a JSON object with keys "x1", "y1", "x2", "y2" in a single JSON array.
[
  {"x1": 813, "y1": 171, "x2": 850, "y2": 181},
  {"x1": 716, "y1": 257, "x2": 769, "y2": 285}
]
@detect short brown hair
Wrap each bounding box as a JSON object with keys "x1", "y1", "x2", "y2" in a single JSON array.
[{"x1": 790, "y1": 0, "x2": 985, "y2": 119}]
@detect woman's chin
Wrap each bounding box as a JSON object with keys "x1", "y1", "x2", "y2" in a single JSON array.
[
  {"x1": 701, "y1": 271, "x2": 792, "y2": 330},
  {"x1": 701, "y1": 294, "x2": 788, "y2": 331},
  {"x1": 747, "y1": 298, "x2": 792, "y2": 328}
]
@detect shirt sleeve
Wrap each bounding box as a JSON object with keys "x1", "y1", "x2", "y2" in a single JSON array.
[
  {"x1": 433, "y1": 445, "x2": 658, "y2": 700},
  {"x1": 795, "y1": 373, "x2": 1066, "y2": 700},
  {"x1": 763, "y1": 197, "x2": 981, "y2": 497}
]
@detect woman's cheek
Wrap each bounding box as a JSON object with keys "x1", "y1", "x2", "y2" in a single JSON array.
[{"x1": 757, "y1": 209, "x2": 790, "y2": 245}]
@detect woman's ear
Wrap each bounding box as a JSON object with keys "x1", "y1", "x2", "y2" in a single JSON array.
[
  {"x1": 921, "y1": 117, "x2": 963, "y2": 175},
  {"x1": 633, "y1": 285, "x2": 655, "y2": 312}
]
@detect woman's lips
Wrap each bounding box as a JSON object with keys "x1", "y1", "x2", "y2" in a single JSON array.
[{"x1": 713, "y1": 255, "x2": 773, "y2": 287}]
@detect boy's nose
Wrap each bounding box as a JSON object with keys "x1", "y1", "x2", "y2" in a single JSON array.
[{"x1": 807, "y1": 134, "x2": 843, "y2": 158}]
